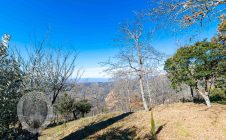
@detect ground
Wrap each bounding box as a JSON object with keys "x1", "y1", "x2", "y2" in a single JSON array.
[{"x1": 39, "y1": 103, "x2": 226, "y2": 140}]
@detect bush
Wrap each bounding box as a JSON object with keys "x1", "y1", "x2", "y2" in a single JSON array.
[
  {"x1": 54, "y1": 95, "x2": 92, "y2": 121},
  {"x1": 210, "y1": 88, "x2": 226, "y2": 102},
  {"x1": 54, "y1": 93, "x2": 75, "y2": 121},
  {"x1": 74, "y1": 99, "x2": 92, "y2": 117}
]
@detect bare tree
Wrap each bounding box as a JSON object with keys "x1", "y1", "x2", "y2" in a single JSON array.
[
  {"x1": 102, "y1": 17, "x2": 163, "y2": 111},
  {"x1": 90, "y1": 83, "x2": 106, "y2": 114},
  {"x1": 110, "y1": 71, "x2": 134, "y2": 112},
  {"x1": 17, "y1": 38, "x2": 81, "y2": 105},
  {"x1": 143, "y1": 67, "x2": 159, "y2": 106},
  {"x1": 106, "y1": 70, "x2": 152, "y2": 112},
  {"x1": 148, "y1": 0, "x2": 226, "y2": 28},
  {"x1": 148, "y1": 75, "x2": 191, "y2": 106}
]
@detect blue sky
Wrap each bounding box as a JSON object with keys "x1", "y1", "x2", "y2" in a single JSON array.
[{"x1": 0, "y1": 0, "x2": 218, "y2": 78}]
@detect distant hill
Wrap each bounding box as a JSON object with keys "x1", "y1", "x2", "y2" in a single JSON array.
[
  {"x1": 78, "y1": 78, "x2": 111, "y2": 83},
  {"x1": 40, "y1": 103, "x2": 226, "y2": 140}
]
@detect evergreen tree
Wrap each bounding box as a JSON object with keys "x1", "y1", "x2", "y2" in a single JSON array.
[
  {"x1": 0, "y1": 34, "x2": 23, "y2": 137},
  {"x1": 74, "y1": 99, "x2": 92, "y2": 117},
  {"x1": 54, "y1": 93, "x2": 75, "y2": 121},
  {"x1": 165, "y1": 40, "x2": 226, "y2": 107}
]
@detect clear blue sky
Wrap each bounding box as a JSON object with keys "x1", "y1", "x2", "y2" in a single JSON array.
[{"x1": 0, "y1": 0, "x2": 218, "y2": 78}]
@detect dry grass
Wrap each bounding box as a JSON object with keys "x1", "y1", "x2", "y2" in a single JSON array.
[
  {"x1": 39, "y1": 112, "x2": 122, "y2": 140},
  {"x1": 39, "y1": 103, "x2": 226, "y2": 140}
]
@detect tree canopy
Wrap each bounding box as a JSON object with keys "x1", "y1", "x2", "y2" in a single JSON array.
[{"x1": 164, "y1": 40, "x2": 226, "y2": 107}]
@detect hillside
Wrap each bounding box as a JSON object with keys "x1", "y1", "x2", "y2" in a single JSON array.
[{"x1": 39, "y1": 103, "x2": 226, "y2": 140}]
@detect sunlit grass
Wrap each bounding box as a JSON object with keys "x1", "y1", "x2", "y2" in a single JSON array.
[{"x1": 39, "y1": 103, "x2": 226, "y2": 140}]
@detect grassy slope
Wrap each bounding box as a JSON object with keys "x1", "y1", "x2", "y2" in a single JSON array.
[{"x1": 39, "y1": 103, "x2": 226, "y2": 140}]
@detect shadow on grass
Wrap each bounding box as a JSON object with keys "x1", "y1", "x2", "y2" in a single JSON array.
[
  {"x1": 156, "y1": 123, "x2": 166, "y2": 135},
  {"x1": 94, "y1": 126, "x2": 137, "y2": 140},
  {"x1": 61, "y1": 112, "x2": 133, "y2": 140},
  {"x1": 47, "y1": 121, "x2": 64, "y2": 129},
  {"x1": 96, "y1": 123, "x2": 166, "y2": 140}
]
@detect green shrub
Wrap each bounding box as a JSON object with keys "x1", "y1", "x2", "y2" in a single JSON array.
[
  {"x1": 54, "y1": 93, "x2": 75, "y2": 121},
  {"x1": 210, "y1": 88, "x2": 226, "y2": 102},
  {"x1": 74, "y1": 99, "x2": 92, "y2": 117}
]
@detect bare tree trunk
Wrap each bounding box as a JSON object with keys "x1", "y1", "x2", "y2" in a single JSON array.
[
  {"x1": 125, "y1": 77, "x2": 132, "y2": 112},
  {"x1": 72, "y1": 111, "x2": 78, "y2": 120},
  {"x1": 190, "y1": 86, "x2": 194, "y2": 102},
  {"x1": 139, "y1": 75, "x2": 149, "y2": 111},
  {"x1": 136, "y1": 39, "x2": 149, "y2": 111},
  {"x1": 146, "y1": 74, "x2": 152, "y2": 105},
  {"x1": 196, "y1": 89, "x2": 211, "y2": 107},
  {"x1": 127, "y1": 88, "x2": 132, "y2": 112}
]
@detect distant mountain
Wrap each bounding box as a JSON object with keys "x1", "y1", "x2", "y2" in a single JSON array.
[{"x1": 78, "y1": 78, "x2": 111, "y2": 83}]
